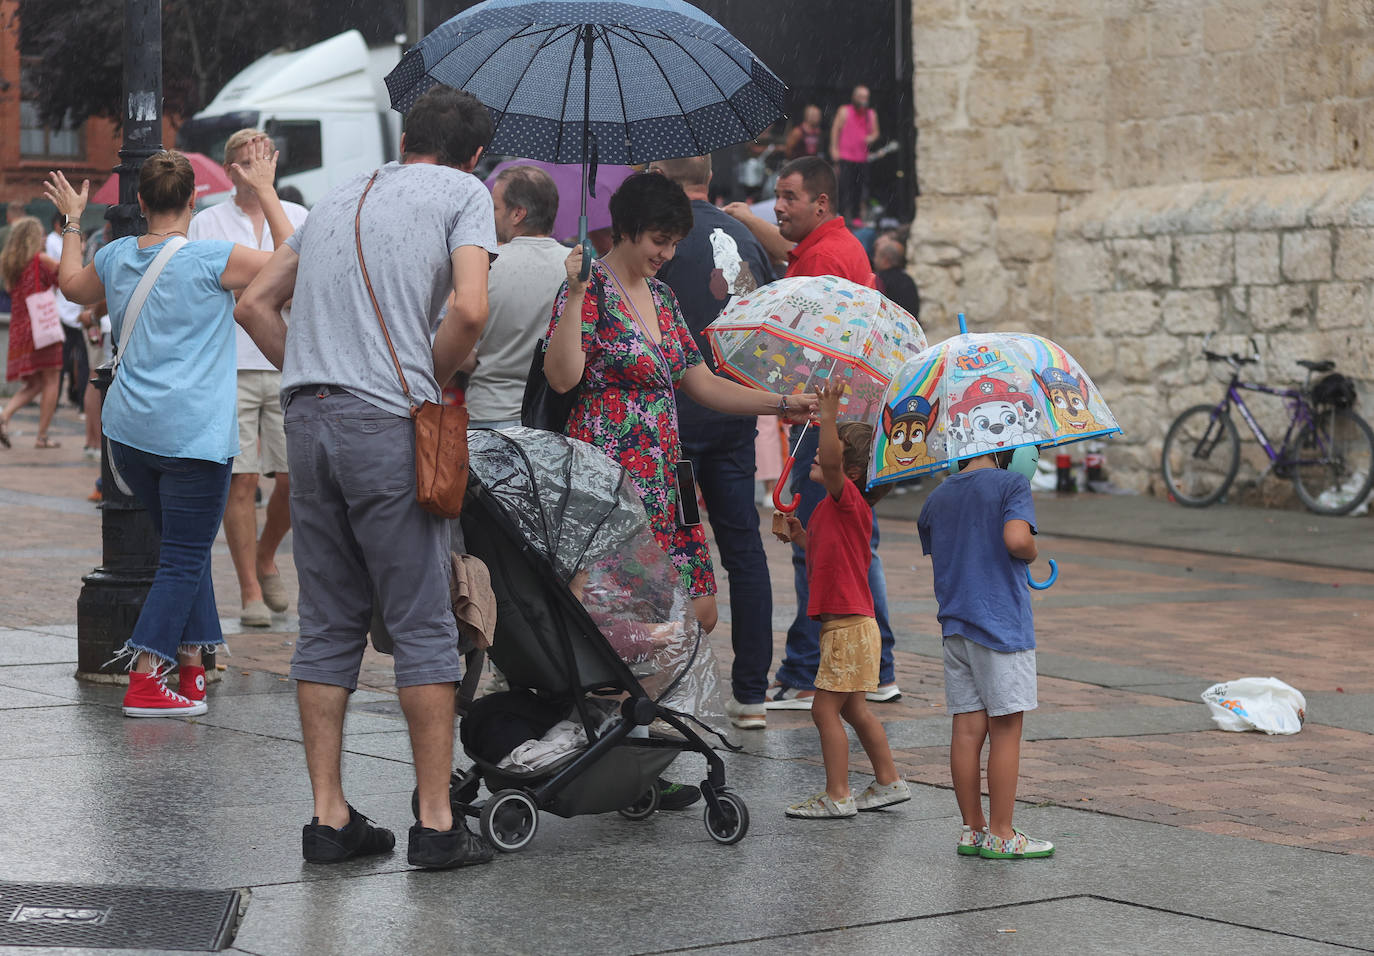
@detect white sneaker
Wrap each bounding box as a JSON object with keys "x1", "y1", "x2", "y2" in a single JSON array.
[
  {"x1": 957, "y1": 825, "x2": 988, "y2": 856},
  {"x1": 764, "y1": 685, "x2": 815, "y2": 710},
  {"x1": 785, "y1": 792, "x2": 857, "y2": 819},
  {"x1": 724, "y1": 697, "x2": 765, "y2": 729},
  {"x1": 855, "y1": 778, "x2": 911, "y2": 811},
  {"x1": 865, "y1": 683, "x2": 901, "y2": 703}
]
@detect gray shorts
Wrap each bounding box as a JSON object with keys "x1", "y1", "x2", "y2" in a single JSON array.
[
  {"x1": 284, "y1": 387, "x2": 461, "y2": 691},
  {"x1": 943, "y1": 635, "x2": 1037, "y2": 717}
]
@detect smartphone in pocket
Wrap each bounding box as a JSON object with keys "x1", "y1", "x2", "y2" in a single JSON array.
[{"x1": 674, "y1": 459, "x2": 701, "y2": 527}]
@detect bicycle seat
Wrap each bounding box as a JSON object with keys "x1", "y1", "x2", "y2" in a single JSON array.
[{"x1": 1296, "y1": 359, "x2": 1335, "y2": 372}]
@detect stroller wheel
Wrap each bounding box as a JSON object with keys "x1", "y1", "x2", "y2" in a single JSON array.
[
  {"x1": 479, "y1": 789, "x2": 540, "y2": 852},
  {"x1": 618, "y1": 782, "x2": 661, "y2": 821},
  {"x1": 703, "y1": 790, "x2": 750, "y2": 845}
]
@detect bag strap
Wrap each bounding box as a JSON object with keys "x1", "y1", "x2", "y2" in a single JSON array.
[
  {"x1": 354, "y1": 171, "x2": 417, "y2": 417},
  {"x1": 113, "y1": 236, "x2": 187, "y2": 370}
]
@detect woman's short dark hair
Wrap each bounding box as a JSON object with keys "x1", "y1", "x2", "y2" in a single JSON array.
[
  {"x1": 138, "y1": 151, "x2": 195, "y2": 214},
  {"x1": 402, "y1": 87, "x2": 494, "y2": 169},
  {"x1": 608, "y1": 172, "x2": 693, "y2": 245}
]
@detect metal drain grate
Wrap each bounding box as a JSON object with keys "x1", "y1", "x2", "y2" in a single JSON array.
[{"x1": 0, "y1": 882, "x2": 240, "y2": 951}]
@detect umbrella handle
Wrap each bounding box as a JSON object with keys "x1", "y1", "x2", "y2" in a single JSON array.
[
  {"x1": 772, "y1": 455, "x2": 801, "y2": 514},
  {"x1": 578, "y1": 216, "x2": 593, "y2": 282},
  {"x1": 1026, "y1": 558, "x2": 1058, "y2": 590},
  {"x1": 772, "y1": 419, "x2": 812, "y2": 514}
]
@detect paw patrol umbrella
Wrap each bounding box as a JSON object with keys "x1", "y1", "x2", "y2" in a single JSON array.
[
  {"x1": 870, "y1": 314, "x2": 1122, "y2": 590},
  {"x1": 705, "y1": 274, "x2": 927, "y2": 510},
  {"x1": 868, "y1": 314, "x2": 1120, "y2": 489}
]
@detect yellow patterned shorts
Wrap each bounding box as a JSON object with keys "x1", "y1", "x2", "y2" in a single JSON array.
[{"x1": 814, "y1": 615, "x2": 881, "y2": 693}]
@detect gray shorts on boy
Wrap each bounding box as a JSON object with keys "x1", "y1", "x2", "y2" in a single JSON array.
[{"x1": 943, "y1": 635, "x2": 1037, "y2": 717}]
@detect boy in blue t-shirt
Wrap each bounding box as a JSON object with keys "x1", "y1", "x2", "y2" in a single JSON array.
[{"x1": 917, "y1": 449, "x2": 1054, "y2": 860}]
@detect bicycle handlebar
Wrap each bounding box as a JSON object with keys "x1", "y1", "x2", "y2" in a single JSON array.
[{"x1": 1202, "y1": 350, "x2": 1258, "y2": 366}]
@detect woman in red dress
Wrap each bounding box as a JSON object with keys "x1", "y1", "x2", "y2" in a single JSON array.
[{"x1": 1, "y1": 216, "x2": 64, "y2": 448}]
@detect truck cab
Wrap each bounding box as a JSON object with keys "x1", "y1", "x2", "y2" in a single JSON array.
[{"x1": 178, "y1": 31, "x2": 401, "y2": 206}]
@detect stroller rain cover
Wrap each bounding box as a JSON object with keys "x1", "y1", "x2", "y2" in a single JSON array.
[{"x1": 467, "y1": 427, "x2": 725, "y2": 719}]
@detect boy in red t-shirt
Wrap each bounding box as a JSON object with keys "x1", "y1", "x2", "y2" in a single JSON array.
[{"x1": 776, "y1": 383, "x2": 909, "y2": 818}]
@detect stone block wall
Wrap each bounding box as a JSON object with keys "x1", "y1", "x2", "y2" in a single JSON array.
[{"x1": 909, "y1": 0, "x2": 1374, "y2": 499}]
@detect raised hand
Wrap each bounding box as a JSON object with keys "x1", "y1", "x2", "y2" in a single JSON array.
[
  {"x1": 229, "y1": 136, "x2": 280, "y2": 196},
  {"x1": 43, "y1": 170, "x2": 90, "y2": 221}
]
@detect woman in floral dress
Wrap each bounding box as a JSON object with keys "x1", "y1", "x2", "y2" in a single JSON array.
[{"x1": 545, "y1": 173, "x2": 814, "y2": 634}]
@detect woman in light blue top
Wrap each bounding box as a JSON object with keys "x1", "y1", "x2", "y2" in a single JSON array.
[{"x1": 45, "y1": 144, "x2": 292, "y2": 718}]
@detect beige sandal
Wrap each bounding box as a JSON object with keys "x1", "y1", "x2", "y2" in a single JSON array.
[{"x1": 34, "y1": 436, "x2": 61, "y2": 449}]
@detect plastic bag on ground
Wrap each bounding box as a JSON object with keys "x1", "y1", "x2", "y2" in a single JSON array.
[{"x1": 1201, "y1": 677, "x2": 1306, "y2": 735}]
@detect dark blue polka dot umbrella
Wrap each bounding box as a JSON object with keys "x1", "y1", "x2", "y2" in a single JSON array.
[{"x1": 386, "y1": 0, "x2": 787, "y2": 271}]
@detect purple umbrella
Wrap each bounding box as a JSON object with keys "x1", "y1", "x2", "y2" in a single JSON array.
[{"x1": 485, "y1": 160, "x2": 636, "y2": 245}]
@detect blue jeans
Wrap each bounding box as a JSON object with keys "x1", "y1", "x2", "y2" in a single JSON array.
[
  {"x1": 680, "y1": 417, "x2": 773, "y2": 705},
  {"x1": 773, "y1": 426, "x2": 896, "y2": 690},
  {"x1": 108, "y1": 441, "x2": 231, "y2": 667}
]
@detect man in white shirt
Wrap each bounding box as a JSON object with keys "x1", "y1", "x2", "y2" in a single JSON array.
[
  {"x1": 45, "y1": 215, "x2": 91, "y2": 410},
  {"x1": 463, "y1": 164, "x2": 568, "y2": 429},
  {"x1": 188, "y1": 129, "x2": 309, "y2": 627}
]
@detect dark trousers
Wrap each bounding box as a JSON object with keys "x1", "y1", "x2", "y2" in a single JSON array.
[
  {"x1": 837, "y1": 160, "x2": 869, "y2": 224},
  {"x1": 680, "y1": 417, "x2": 773, "y2": 705},
  {"x1": 773, "y1": 425, "x2": 896, "y2": 690},
  {"x1": 61, "y1": 323, "x2": 89, "y2": 407}
]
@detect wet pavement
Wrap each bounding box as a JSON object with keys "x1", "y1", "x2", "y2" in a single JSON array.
[{"x1": 0, "y1": 402, "x2": 1371, "y2": 954}]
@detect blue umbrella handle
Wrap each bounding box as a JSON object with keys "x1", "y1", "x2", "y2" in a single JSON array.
[{"x1": 1026, "y1": 558, "x2": 1058, "y2": 590}]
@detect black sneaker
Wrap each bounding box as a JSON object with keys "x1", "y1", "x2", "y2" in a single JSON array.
[
  {"x1": 407, "y1": 820, "x2": 496, "y2": 870},
  {"x1": 657, "y1": 778, "x2": 702, "y2": 811},
  {"x1": 301, "y1": 805, "x2": 395, "y2": 864}
]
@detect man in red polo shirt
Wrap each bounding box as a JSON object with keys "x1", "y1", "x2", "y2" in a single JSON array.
[
  {"x1": 775, "y1": 156, "x2": 875, "y2": 285},
  {"x1": 728, "y1": 157, "x2": 901, "y2": 711}
]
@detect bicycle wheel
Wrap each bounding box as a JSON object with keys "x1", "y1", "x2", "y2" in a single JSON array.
[
  {"x1": 1291, "y1": 407, "x2": 1374, "y2": 516},
  {"x1": 1161, "y1": 404, "x2": 1240, "y2": 507}
]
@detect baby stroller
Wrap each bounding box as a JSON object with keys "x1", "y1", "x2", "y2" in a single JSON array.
[{"x1": 443, "y1": 427, "x2": 749, "y2": 851}]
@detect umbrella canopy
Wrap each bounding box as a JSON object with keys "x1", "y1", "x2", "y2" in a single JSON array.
[
  {"x1": 384, "y1": 0, "x2": 786, "y2": 166},
  {"x1": 706, "y1": 275, "x2": 927, "y2": 425},
  {"x1": 89, "y1": 152, "x2": 233, "y2": 206},
  {"x1": 484, "y1": 160, "x2": 634, "y2": 244},
  {"x1": 868, "y1": 323, "x2": 1122, "y2": 490}
]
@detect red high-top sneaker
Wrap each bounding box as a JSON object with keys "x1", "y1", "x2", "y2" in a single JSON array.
[
  {"x1": 123, "y1": 669, "x2": 207, "y2": 718},
  {"x1": 178, "y1": 665, "x2": 207, "y2": 703}
]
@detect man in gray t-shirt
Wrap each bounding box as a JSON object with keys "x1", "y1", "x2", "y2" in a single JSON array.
[
  {"x1": 237, "y1": 87, "x2": 498, "y2": 871},
  {"x1": 463, "y1": 163, "x2": 569, "y2": 428}
]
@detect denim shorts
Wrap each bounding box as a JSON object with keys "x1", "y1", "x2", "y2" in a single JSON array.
[
  {"x1": 943, "y1": 635, "x2": 1037, "y2": 717},
  {"x1": 284, "y1": 387, "x2": 461, "y2": 690}
]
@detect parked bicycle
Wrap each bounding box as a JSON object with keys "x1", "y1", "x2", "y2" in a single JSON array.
[{"x1": 1160, "y1": 345, "x2": 1374, "y2": 516}]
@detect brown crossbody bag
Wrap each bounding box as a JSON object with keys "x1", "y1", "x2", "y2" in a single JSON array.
[{"x1": 354, "y1": 171, "x2": 469, "y2": 519}]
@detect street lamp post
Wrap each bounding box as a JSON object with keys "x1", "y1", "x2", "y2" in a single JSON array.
[{"x1": 75, "y1": 0, "x2": 198, "y2": 679}]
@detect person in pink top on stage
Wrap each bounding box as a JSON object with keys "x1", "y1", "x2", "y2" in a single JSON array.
[{"x1": 829, "y1": 85, "x2": 881, "y2": 227}]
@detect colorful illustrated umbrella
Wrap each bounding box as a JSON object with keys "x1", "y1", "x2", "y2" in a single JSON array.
[
  {"x1": 869, "y1": 313, "x2": 1123, "y2": 588},
  {"x1": 90, "y1": 152, "x2": 233, "y2": 206},
  {"x1": 484, "y1": 160, "x2": 634, "y2": 245},
  {"x1": 706, "y1": 274, "x2": 927, "y2": 511},
  {"x1": 386, "y1": 0, "x2": 787, "y2": 279}
]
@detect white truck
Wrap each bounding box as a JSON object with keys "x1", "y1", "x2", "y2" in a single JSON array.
[{"x1": 177, "y1": 31, "x2": 403, "y2": 205}]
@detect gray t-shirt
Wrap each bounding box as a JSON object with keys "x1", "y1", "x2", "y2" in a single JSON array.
[
  {"x1": 281, "y1": 161, "x2": 497, "y2": 417},
  {"x1": 466, "y1": 235, "x2": 569, "y2": 421}
]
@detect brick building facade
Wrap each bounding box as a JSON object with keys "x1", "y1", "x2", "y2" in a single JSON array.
[{"x1": 911, "y1": 0, "x2": 1374, "y2": 501}]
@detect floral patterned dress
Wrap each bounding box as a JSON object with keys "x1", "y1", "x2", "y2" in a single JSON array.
[{"x1": 548, "y1": 260, "x2": 716, "y2": 598}]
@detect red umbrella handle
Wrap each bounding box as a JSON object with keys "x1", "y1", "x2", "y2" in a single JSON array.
[
  {"x1": 771, "y1": 418, "x2": 811, "y2": 514},
  {"x1": 772, "y1": 455, "x2": 801, "y2": 514}
]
